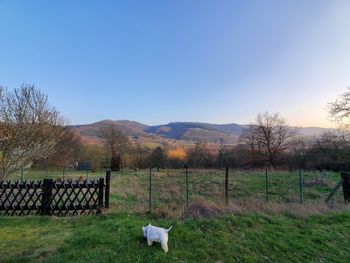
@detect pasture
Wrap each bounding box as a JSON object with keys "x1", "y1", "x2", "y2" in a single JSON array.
[
  {"x1": 1, "y1": 168, "x2": 350, "y2": 262},
  {"x1": 7, "y1": 168, "x2": 346, "y2": 216}
]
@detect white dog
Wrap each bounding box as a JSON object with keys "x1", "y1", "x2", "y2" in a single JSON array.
[{"x1": 142, "y1": 223, "x2": 172, "y2": 253}]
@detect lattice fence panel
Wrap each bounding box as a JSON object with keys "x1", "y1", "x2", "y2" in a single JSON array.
[
  {"x1": 0, "y1": 181, "x2": 42, "y2": 216},
  {"x1": 50, "y1": 180, "x2": 100, "y2": 216},
  {"x1": 0, "y1": 178, "x2": 104, "y2": 216}
]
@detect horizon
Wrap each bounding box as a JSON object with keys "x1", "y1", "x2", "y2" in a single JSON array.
[
  {"x1": 72, "y1": 118, "x2": 336, "y2": 129},
  {"x1": 1, "y1": 1, "x2": 349, "y2": 128}
]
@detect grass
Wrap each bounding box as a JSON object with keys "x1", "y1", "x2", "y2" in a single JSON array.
[
  {"x1": 0, "y1": 212, "x2": 350, "y2": 262},
  {"x1": 2, "y1": 168, "x2": 349, "y2": 262},
  {"x1": 106, "y1": 169, "x2": 345, "y2": 216},
  {"x1": 6, "y1": 168, "x2": 346, "y2": 217}
]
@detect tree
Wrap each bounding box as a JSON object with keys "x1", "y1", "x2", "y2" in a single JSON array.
[
  {"x1": 186, "y1": 141, "x2": 214, "y2": 168},
  {"x1": 78, "y1": 144, "x2": 105, "y2": 171},
  {"x1": 0, "y1": 85, "x2": 62, "y2": 179},
  {"x1": 328, "y1": 87, "x2": 350, "y2": 129},
  {"x1": 33, "y1": 128, "x2": 83, "y2": 169},
  {"x1": 310, "y1": 131, "x2": 350, "y2": 171},
  {"x1": 130, "y1": 143, "x2": 151, "y2": 169},
  {"x1": 166, "y1": 147, "x2": 186, "y2": 168},
  {"x1": 240, "y1": 112, "x2": 298, "y2": 167},
  {"x1": 100, "y1": 125, "x2": 129, "y2": 171},
  {"x1": 287, "y1": 137, "x2": 313, "y2": 170},
  {"x1": 149, "y1": 146, "x2": 166, "y2": 170}
]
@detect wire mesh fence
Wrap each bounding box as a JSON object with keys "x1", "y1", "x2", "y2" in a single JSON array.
[
  {"x1": 132, "y1": 169, "x2": 344, "y2": 214},
  {"x1": 3, "y1": 168, "x2": 347, "y2": 216}
]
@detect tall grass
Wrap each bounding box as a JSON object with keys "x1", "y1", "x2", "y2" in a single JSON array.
[{"x1": 6, "y1": 168, "x2": 347, "y2": 218}]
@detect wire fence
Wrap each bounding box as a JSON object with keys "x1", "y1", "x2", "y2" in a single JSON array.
[
  {"x1": 6, "y1": 167, "x2": 348, "y2": 216},
  {"x1": 107, "y1": 168, "x2": 347, "y2": 215}
]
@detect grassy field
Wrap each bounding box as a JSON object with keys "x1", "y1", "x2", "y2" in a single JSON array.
[
  {"x1": 2, "y1": 168, "x2": 349, "y2": 262},
  {"x1": 6, "y1": 168, "x2": 346, "y2": 217},
  {"x1": 1, "y1": 211, "x2": 350, "y2": 262}
]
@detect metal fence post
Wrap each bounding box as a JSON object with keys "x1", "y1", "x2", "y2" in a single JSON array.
[
  {"x1": 299, "y1": 169, "x2": 303, "y2": 204},
  {"x1": 341, "y1": 172, "x2": 350, "y2": 202},
  {"x1": 41, "y1": 179, "x2": 53, "y2": 215},
  {"x1": 185, "y1": 168, "x2": 189, "y2": 207},
  {"x1": 225, "y1": 167, "x2": 229, "y2": 204},
  {"x1": 149, "y1": 168, "x2": 152, "y2": 213},
  {"x1": 105, "y1": 170, "x2": 111, "y2": 208},
  {"x1": 97, "y1": 178, "x2": 104, "y2": 214},
  {"x1": 265, "y1": 167, "x2": 269, "y2": 202}
]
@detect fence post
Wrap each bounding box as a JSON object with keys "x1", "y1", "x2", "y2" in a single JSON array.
[
  {"x1": 185, "y1": 168, "x2": 189, "y2": 207},
  {"x1": 149, "y1": 168, "x2": 152, "y2": 213},
  {"x1": 341, "y1": 172, "x2": 350, "y2": 202},
  {"x1": 98, "y1": 178, "x2": 104, "y2": 214},
  {"x1": 265, "y1": 167, "x2": 269, "y2": 202},
  {"x1": 105, "y1": 170, "x2": 111, "y2": 208},
  {"x1": 299, "y1": 169, "x2": 303, "y2": 204},
  {"x1": 41, "y1": 179, "x2": 53, "y2": 215},
  {"x1": 225, "y1": 167, "x2": 229, "y2": 204}
]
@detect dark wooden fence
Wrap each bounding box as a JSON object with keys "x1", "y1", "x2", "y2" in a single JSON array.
[{"x1": 0, "y1": 172, "x2": 111, "y2": 216}]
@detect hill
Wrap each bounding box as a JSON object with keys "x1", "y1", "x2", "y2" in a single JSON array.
[{"x1": 70, "y1": 120, "x2": 335, "y2": 147}]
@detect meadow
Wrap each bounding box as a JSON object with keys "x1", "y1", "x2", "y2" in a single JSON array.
[
  {"x1": 1, "y1": 168, "x2": 349, "y2": 262},
  {"x1": 8, "y1": 168, "x2": 345, "y2": 216}
]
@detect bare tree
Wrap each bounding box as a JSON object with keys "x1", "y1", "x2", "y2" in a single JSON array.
[
  {"x1": 100, "y1": 125, "x2": 129, "y2": 171},
  {"x1": 0, "y1": 85, "x2": 62, "y2": 179},
  {"x1": 130, "y1": 143, "x2": 151, "y2": 169},
  {"x1": 186, "y1": 141, "x2": 214, "y2": 168},
  {"x1": 328, "y1": 87, "x2": 350, "y2": 129},
  {"x1": 241, "y1": 112, "x2": 298, "y2": 167},
  {"x1": 34, "y1": 128, "x2": 83, "y2": 169}
]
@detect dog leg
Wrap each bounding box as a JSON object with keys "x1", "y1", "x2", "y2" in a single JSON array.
[
  {"x1": 147, "y1": 239, "x2": 153, "y2": 246},
  {"x1": 161, "y1": 241, "x2": 168, "y2": 253}
]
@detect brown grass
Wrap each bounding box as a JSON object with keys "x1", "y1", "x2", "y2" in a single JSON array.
[{"x1": 183, "y1": 198, "x2": 350, "y2": 219}]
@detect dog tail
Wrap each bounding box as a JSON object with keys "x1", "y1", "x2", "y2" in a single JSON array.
[{"x1": 166, "y1": 225, "x2": 172, "y2": 232}]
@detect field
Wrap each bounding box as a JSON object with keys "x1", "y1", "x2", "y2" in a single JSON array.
[
  {"x1": 1, "y1": 169, "x2": 350, "y2": 262},
  {"x1": 7, "y1": 168, "x2": 346, "y2": 216}
]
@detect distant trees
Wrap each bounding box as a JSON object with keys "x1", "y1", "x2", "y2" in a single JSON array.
[
  {"x1": 100, "y1": 125, "x2": 129, "y2": 171},
  {"x1": 78, "y1": 144, "x2": 105, "y2": 171},
  {"x1": 34, "y1": 128, "x2": 83, "y2": 169},
  {"x1": 149, "y1": 146, "x2": 166, "y2": 170},
  {"x1": 0, "y1": 85, "x2": 62, "y2": 179},
  {"x1": 130, "y1": 143, "x2": 151, "y2": 169},
  {"x1": 218, "y1": 144, "x2": 251, "y2": 169},
  {"x1": 166, "y1": 147, "x2": 186, "y2": 168},
  {"x1": 186, "y1": 141, "x2": 214, "y2": 168},
  {"x1": 241, "y1": 112, "x2": 298, "y2": 167},
  {"x1": 310, "y1": 131, "x2": 350, "y2": 171}
]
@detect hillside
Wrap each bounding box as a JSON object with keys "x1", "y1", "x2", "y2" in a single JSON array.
[{"x1": 70, "y1": 120, "x2": 334, "y2": 147}]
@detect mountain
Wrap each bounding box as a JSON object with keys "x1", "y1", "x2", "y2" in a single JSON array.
[
  {"x1": 70, "y1": 120, "x2": 335, "y2": 147},
  {"x1": 144, "y1": 122, "x2": 242, "y2": 144}
]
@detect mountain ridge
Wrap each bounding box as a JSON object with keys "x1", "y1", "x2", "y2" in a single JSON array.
[{"x1": 70, "y1": 120, "x2": 335, "y2": 147}]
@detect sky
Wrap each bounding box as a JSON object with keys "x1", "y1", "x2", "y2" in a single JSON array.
[{"x1": 0, "y1": 1, "x2": 350, "y2": 127}]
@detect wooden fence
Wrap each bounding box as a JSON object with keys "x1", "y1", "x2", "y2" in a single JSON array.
[{"x1": 0, "y1": 171, "x2": 111, "y2": 216}]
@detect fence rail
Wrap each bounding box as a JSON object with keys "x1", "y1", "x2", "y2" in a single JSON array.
[{"x1": 0, "y1": 172, "x2": 110, "y2": 216}]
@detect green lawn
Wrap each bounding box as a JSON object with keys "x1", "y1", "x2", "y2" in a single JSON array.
[
  {"x1": 2, "y1": 169, "x2": 349, "y2": 262},
  {"x1": 0, "y1": 212, "x2": 349, "y2": 262}
]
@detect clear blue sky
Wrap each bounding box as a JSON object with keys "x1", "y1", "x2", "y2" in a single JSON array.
[{"x1": 1, "y1": 1, "x2": 349, "y2": 127}]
